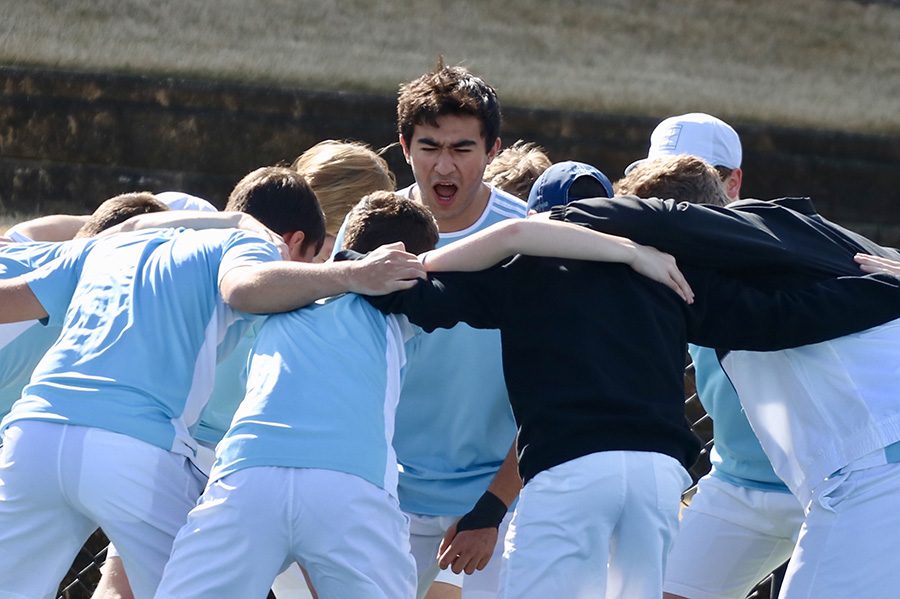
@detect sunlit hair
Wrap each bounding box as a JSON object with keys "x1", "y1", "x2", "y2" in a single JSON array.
[
  {"x1": 292, "y1": 140, "x2": 396, "y2": 234},
  {"x1": 614, "y1": 155, "x2": 730, "y2": 207},
  {"x1": 484, "y1": 140, "x2": 551, "y2": 200},
  {"x1": 397, "y1": 57, "x2": 501, "y2": 152},
  {"x1": 76, "y1": 192, "x2": 168, "y2": 238},
  {"x1": 343, "y1": 191, "x2": 439, "y2": 256}
]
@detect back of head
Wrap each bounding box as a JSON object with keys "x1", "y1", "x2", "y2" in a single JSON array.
[
  {"x1": 343, "y1": 191, "x2": 439, "y2": 255},
  {"x1": 526, "y1": 161, "x2": 614, "y2": 213},
  {"x1": 626, "y1": 113, "x2": 742, "y2": 177},
  {"x1": 397, "y1": 58, "x2": 501, "y2": 152},
  {"x1": 226, "y1": 166, "x2": 326, "y2": 254},
  {"x1": 484, "y1": 140, "x2": 552, "y2": 200},
  {"x1": 76, "y1": 192, "x2": 169, "y2": 238},
  {"x1": 614, "y1": 155, "x2": 730, "y2": 206},
  {"x1": 291, "y1": 140, "x2": 396, "y2": 234}
]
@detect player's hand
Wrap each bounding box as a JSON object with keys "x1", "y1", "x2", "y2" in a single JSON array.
[
  {"x1": 437, "y1": 522, "x2": 498, "y2": 575},
  {"x1": 855, "y1": 253, "x2": 900, "y2": 276},
  {"x1": 350, "y1": 242, "x2": 426, "y2": 295},
  {"x1": 629, "y1": 244, "x2": 694, "y2": 304}
]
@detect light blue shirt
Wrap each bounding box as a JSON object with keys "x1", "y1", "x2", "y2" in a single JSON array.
[
  {"x1": 0, "y1": 242, "x2": 69, "y2": 416},
  {"x1": 2, "y1": 228, "x2": 281, "y2": 458},
  {"x1": 193, "y1": 325, "x2": 259, "y2": 447},
  {"x1": 335, "y1": 185, "x2": 526, "y2": 516},
  {"x1": 689, "y1": 345, "x2": 790, "y2": 493},
  {"x1": 211, "y1": 294, "x2": 411, "y2": 495},
  {"x1": 336, "y1": 185, "x2": 525, "y2": 515}
]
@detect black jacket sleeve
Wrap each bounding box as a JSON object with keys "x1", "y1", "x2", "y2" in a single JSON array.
[
  {"x1": 363, "y1": 267, "x2": 504, "y2": 333},
  {"x1": 687, "y1": 270, "x2": 900, "y2": 351},
  {"x1": 550, "y1": 196, "x2": 797, "y2": 270},
  {"x1": 550, "y1": 196, "x2": 893, "y2": 279}
]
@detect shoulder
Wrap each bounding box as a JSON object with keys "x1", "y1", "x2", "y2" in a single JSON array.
[{"x1": 488, "y1": 186, "x2": 527, "y2": 219}]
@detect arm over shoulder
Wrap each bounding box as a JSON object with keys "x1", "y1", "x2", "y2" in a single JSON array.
[{"x1": 688, "y1": 270, "x2": 900, "y2": 351}]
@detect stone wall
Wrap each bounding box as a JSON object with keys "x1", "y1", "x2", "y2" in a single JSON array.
[{"x1": 2, "y1": 66, "x2": 899, "y2": 243}]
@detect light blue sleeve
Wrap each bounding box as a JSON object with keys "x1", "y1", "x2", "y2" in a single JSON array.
[
  {"x1": 22, "y1": 239, "x2": 91, "y2": 326},
  {"x1": 217, "y1": 232, "x2": 283, "y2": 282}
]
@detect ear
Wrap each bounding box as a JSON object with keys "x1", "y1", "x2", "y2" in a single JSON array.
[
  {"x1": 283, "y1": 230, "x2": 307, "y2": 262},
  {"x1": 399, "y1": 134, "x2": 412, "y2": 164},
  {"x1": 724, "y1": 167, "x2": 743, "y2": 200},
  {"x1": 486, "y1": 137, "x2": 501, "y2": 163}
]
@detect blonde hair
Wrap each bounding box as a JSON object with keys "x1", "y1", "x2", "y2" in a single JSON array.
[
  {"x1": 614, "y1": 155, "x2": 729, "y2": 207},
  {"x1": 292, "y1": 140, "x2": 396, "y2": 233},
  {"x1": 484, "y1": 140, "x2": 551, "y2": 200}
]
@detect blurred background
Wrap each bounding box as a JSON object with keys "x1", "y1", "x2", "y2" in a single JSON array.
[{"x1": 1, "y1": 0, "x2": 899, "y2": 239}]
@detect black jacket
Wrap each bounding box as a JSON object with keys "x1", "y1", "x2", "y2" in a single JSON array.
[{"x1": 366, "y1": 250, "x2": 900, "y2": 484}]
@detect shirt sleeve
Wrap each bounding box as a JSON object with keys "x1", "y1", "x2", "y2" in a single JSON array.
[
  {"x1": 687, "y1": 269, "x2": 900, "y2": 351},
  {"x1": 550, "y1": 196, "x2": 803, "y2": 271},
  {"x1": 364, "y1": 267, "x2": 504, "y2": 333},
  {"x1": 217, "y1": 232, "x2": 284, "y2": 284},
  {"x1": 21, "y1": 239, "x2": 91, "y2": 326}
]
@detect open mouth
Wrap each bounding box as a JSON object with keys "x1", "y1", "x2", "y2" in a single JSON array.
[{"x1": 433, "y1": 183, "x2": 458, "y2": 205}]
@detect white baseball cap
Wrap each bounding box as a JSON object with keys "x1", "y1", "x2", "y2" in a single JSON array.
[
  {"x1": 155, "y1": 191, "x2": 218, "y2": 212},
  {"x1": 625, "y1": 113, "x2": 742, "y2": 174}
]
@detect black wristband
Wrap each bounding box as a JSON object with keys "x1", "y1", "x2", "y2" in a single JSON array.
[{"x1": 455, "y1": 491, "x2": 507, "y2": 532}]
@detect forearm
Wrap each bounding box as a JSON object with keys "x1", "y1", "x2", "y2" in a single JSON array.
[
  {"x1": 6, "y1": 215, "x2": 89, "y2": 242},
  {"x1": 422, "y1": 218, "x2": 638, "y2": 272},
  {"x1": 0, "y1": 279, "x2": 48, "y2": 323},
  {"x1": 221, "y1": 244, "x2": 427, "y2": 314},
  {"x1": 220, "y1": 261, "x2": 354, "y2": 314},
  {"x1": 111, "y1": 211, "x2": 244, "y2": 234},
  {"x1": 486, "y1": 442, "x2": 522, "y2": 507}
]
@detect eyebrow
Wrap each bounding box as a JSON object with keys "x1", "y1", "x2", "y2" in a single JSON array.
[{"x1": 417, "y1": 137, "x2": 480, "y2": 149}]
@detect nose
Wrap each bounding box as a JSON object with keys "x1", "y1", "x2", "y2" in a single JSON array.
[{"x1": 434, "y1": 150, "x2": 454, "y2": 175}]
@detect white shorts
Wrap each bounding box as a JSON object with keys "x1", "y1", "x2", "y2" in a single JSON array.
[
  {"x1": 499, "y1": 450, "x2": 690, "y2": 599},
  {"x1": 663, "y1": 474, "x2": 804, "y2": 599},
  {"x1": 0, "y1": 421, "x2": 204, "y2": 599},
  {"x1": 780, "y1": 460, "x2": 900, "y2": 598},
  {"x1": 407, "y1": 510, "x2": 512, "y2": 599},
  {"x1": 156, "y1": 467, "x2": 417, "y2": 599},
  {"x1": 107, "y1": 444, "x2": 312, "y2": 598}
]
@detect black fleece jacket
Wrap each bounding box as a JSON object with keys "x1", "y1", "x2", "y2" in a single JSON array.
[{"x1": 365, "y1": 251, "x2": 900, "y2": 484}]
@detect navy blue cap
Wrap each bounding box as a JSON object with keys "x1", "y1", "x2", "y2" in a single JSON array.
[{"x1": 526, "y1": 161, "x2": 614, "y2": 213}]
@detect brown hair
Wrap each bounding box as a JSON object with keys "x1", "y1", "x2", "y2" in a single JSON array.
[
  {"x1": 397, "y1": 58, "x2": 501, "y2": 151},
  {"x1": 292, "y1": 140, "x2": 396, "y2": 234},
  {"x1": 483, "y1": 140, "x2": 551, "y2": 200},
  {"x1": 76, "y1": 192, "x2": 169, "y2": 238},
  {"x1": 343, "y1": 191, "x2": 439, "y2": 255},
  {"x1": 614, "y1": 155, "x2": 730, "y2": 207},
  {"x1": 226, "y1": 166, "x2": 326, "y2": 255}
]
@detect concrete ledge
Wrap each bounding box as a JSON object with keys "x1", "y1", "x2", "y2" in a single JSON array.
[{"x1": 2, "y1": 65, "x2": 899, "y2": 243}]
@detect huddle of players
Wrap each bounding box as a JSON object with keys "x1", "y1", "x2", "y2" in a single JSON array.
[{"x1": 1, "y1": 60, "x2": 900, "y2": 599}]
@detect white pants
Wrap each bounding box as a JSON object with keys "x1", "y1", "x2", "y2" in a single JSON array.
[
  {"x1": 499, "y1": 451, "x2": 690, "y2": 599},
  {"x1": 779, "y1": 461, "x2": 900, "y2": 598},
  {"x1": 407, "y1": 510, "x2": 513, "y2": 599},
  {"x1": 0, "y1": 421, "x2": 204, "y2": 599},
  {"x1": 105, "y1": 445, "x2": 315, "y2": 598},
  {"x1": 156, "y1": 467, "x2": 417, "y2": 599},
  {"x1": 664, "y1": 475, "x2": 804, "y2": 599}
]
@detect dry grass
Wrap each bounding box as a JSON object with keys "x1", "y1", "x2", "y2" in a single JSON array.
[{"x1": 1, "y1": 0, "x2": 899, "y2": 133}]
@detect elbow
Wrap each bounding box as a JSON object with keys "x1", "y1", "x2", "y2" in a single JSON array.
[
  {"x1": 221, "y1": 285, "x2": 253, "y2": 313},
  {"x1": 220, "y1": 273, "x2": 263, "y2": 313},
  {"x1": 497, "y1": 219, "x2": 530, "y2": 254}
]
